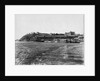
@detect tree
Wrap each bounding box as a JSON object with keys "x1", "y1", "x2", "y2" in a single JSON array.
[{"x1": 70, "y1": 31, "x2": 75, "y2": 35}]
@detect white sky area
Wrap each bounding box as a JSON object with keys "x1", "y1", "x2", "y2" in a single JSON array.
[{"x1": 15, "y1": 14, "x2": 84, "y2": 39}]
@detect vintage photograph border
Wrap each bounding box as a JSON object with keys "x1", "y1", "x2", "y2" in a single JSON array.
[{"x1": 5, "y1": 5, "x2": 95, "y2": 76}]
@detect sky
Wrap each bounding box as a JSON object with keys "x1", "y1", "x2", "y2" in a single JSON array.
[{"x1": 15, "y1": 14, "x2": 84, "y2": 39}]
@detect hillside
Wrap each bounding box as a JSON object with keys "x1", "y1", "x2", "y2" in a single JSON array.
[{"x1": 19, "y1": 32, "x2": 84, "y2": 43}]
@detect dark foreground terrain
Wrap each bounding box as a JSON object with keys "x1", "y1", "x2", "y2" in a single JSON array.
[{"x1": 15, "y1": 41, "x2": 84, "y2": 65}]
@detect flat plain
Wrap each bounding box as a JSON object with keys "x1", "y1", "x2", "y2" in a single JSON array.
[{"x1": 15, "y1": 41, "x2": 84, "y2": 65}]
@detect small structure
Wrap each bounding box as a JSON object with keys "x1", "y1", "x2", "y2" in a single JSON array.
[
  {"x1": 59, "y1": 39, "x2": 66, "y2": 43},
  {"x1": 52, "y1": 39, "x2": 58, "y2": 43}
]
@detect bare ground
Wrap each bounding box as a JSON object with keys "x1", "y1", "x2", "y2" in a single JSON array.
[{"x1": 15, "y1": 41, "x2": 84, "y2": 65}]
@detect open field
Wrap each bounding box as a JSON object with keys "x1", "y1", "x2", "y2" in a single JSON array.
[{"x1": 15, "y1": 41, "x2": 84, "y2": 65}]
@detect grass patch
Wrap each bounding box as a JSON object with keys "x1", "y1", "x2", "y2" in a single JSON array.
[{"x1": 15, "y1": 41, "x2": 84, "y2": 65}]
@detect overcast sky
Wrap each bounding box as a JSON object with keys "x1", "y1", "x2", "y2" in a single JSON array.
[{"x1": 15, "y1": 14, "x2": 84, "y2": 39}]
